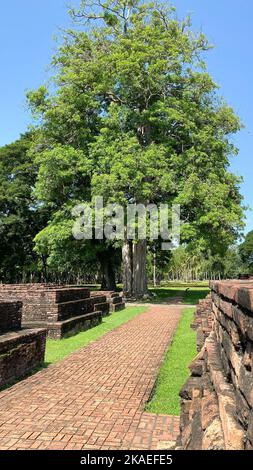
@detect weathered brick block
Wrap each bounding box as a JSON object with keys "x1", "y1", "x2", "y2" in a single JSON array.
[
  {"x1": 178, "y1": 280, "x2": 253, "y2": 450},
  {"x1": 45, "y1": 311, "x2": 102, "y2": 340},
  {"x1": 0, "y1": 301, "x2": 22, "y2": 333},
  {"x1": 91, "y1": 291, "x2": 125, "y2": 312},
  {"x1": 0, "y1": 327, "x2": 46, "y2": 389}
]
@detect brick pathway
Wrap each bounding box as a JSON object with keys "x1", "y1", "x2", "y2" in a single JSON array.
[{"x1": 0, "y1": 306, "x2": 182, "y2": 450}]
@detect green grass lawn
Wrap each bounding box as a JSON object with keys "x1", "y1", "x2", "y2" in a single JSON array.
[
  {"x1": 146, "y1": 307, "x2": 197, "y2": 416},
  {"x1": 74, "y1": 282, "x2": 209, "y2": 305},
  {"x1": 149, "y1": 284, "x2": 209, "y2": 304},
  {"x1": 45, "y1": 306, "x2": 146, "y2": 365}
]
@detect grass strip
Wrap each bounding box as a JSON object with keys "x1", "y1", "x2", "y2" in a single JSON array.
[{"x1": 146, "y1": 307, "x2": 196, "y2": 415}]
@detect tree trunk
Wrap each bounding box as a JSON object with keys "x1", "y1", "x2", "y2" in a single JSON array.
[
  {"x1": 122, "y1": 239, "x2": 133, "y2": 297},
  {"x1": 41, "y1": 255, "x2": 47, "y2": 283},
  {"x1": 122, "y1": 239, "x2": 148, "y2": 298},
  {"x1": 153, "y1": 252, "x2": 157, "y2": 287},
  {"x1": 132, "y1": 240, "x2": 148, "y2": 298},
  {"x1": 99, "y1": 254, "x2": 116, "y2": 291}
]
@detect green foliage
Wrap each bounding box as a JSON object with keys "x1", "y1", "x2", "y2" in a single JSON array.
[
  {"x1": 0, "y1": 134, "x2": 48, "y2": 281},
  {"x1": 239, "y1": 230, "x2": 253, "y2": 272},
  {"x1": 146, "y1": 307, "x2": 196, "y2": 415},
  {"x1": 222, "y1": 245, "x2": 245, "y2": 277},
  {"x1": 165, "y1": 244, "x2": 245, "y2": 280},
  {"x1": 34, "y1": 145, "x2": 90, "y2": 205}
]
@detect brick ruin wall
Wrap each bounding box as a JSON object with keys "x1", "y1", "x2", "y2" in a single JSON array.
[
  {"x1": 0, "y1": 301, "x2": 46, "y2": 388},
  {"x1": 0, "y1": 284, "x2": 119, "y2": 339},
  {"x1": 177, "y1": 280, "x2": 253, "y2": 450},
  {"x1": 0, "y1": 301, "x2": 22, "y2": 333},
  {"x1": 0, "y1": 284, "x2": 91, "y2": 322},
  {"x1": 91, "y1": 291, "x2": 125, "y2": 312},
  {"x1": 0, "y1": 329, "x2": 46, "y2": 388}
]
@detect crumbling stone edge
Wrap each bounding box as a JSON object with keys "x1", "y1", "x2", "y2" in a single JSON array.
[{"x1": 177, "y1": 280, "x2": 253, "y2": 450}]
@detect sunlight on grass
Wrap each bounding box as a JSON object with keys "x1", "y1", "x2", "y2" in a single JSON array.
[
  {"x1": 45, "y1": 306, "x2": 146, "y2": 365},
  {"x1": 146, "y1": 307, "x2": 197, "y2": 416},
  {"x1": 149, "y1": 286, "x2": 209, "y2": 304}
]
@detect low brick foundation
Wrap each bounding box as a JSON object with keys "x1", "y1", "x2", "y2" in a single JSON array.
[
  {"x1": 91, "y1": 291, "x2": 125, "y2": 312},
  {"x1": 0, "y1": 284, "x2": 90, "y2": 322},
  {"x1": 24, "y1": 311, "x2": 103, "y2": 340},
  {"x1": 177, "y1": 280, "x2": 253, "y2": 450},
  {"x1": 0, "y1": 301, "x2": 46, "y2": 389},
  {"x1": 0, "y1": 284, "x2": 112, "y2": 339}
]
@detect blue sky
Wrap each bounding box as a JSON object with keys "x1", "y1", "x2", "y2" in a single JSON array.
[{"x1": 0, "y1": 0, "x2": 252, "y2": 233}]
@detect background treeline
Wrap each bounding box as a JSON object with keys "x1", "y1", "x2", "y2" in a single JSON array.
[{"x1": 0, "y1": 131, "x2": 251, "y2": 285}]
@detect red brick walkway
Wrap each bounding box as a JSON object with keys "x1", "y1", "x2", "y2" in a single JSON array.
[{"x1": 0, "y1": 306, "x2": 182, "y2": 450}]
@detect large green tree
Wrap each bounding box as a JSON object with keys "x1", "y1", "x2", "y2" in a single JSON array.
[{"x1": 27, "y1": 0, "x2": 245, "y2": 296}]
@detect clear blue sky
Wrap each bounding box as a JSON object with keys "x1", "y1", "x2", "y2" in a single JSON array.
[{"x1": 0, "y1": 0, "x2": 252, "y2": 233}]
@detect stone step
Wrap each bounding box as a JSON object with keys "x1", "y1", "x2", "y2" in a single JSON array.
[
  {"x1": 93, "y1": 302, "x2": 110, "y2": 316},
  {"x1": 110, "y1": 296, "x2": 123, "y2": 305},
  {"x1": 110, "y1": 303, "x2": 125, "y2": 312},
  {"x1": 22, "y1": 310, "x2": 102, "y2": 340}
]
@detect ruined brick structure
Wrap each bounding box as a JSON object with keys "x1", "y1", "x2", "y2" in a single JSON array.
[
  {"x1": 177, "y1": 280, "x2": 253, "y2": 450},
  {"x1": 0, "y1": 301, "x2": 23, "y2": 333},
  {"x1": 0, "y1": 301, "x2": 46, "y2": 389},
  {"x1": 91, "y1": 291, "x2": 125, "y2": 312},
  {"x1": 0, "y1": 284, "x2": 110, "y2": 339},
  {"x1": 0, "y1": 284, "x2": 125, "y2": 339}
]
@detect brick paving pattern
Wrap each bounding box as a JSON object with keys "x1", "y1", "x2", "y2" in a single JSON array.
[{"x1": 0, "y1": 306, "x2": 182, "y2": 450}]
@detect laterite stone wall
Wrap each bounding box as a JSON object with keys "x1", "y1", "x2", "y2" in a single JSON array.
[{"x1": 177, "y1": 280, "x2": 253, "y2": 450}]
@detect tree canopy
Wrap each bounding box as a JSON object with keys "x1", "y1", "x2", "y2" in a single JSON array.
[{"x1": 0, "y1": 1, "x2": 246, "y2": 290}]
